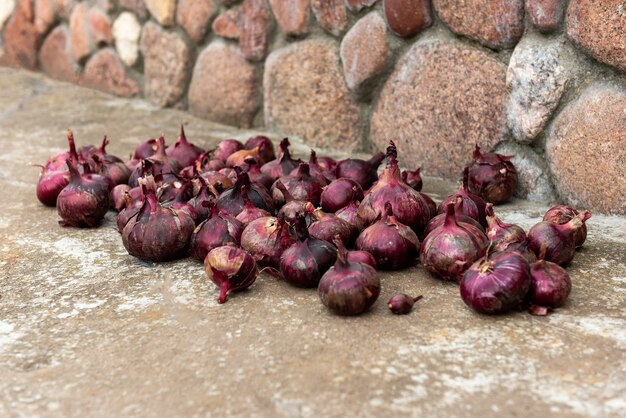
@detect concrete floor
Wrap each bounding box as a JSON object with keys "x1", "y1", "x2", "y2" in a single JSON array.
[{"x1": 0, "y1": 68, "x2": 625, "y2": 418}]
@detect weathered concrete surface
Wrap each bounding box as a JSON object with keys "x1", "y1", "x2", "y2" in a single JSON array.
[{"x1": 0, "y1": 68, "x2": 625, "y2": 417}]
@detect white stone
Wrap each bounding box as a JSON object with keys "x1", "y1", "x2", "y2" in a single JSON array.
[
  {"x1": 506, "y1": 36, "x2": 575, "y2": 143},
  {"x1": 495, "y1": 142, "x2": 556, "y2": 203},
  {"x1": 144, "y1": 0, "x2": 176, "y2": 26},
  {"x1": 0, "y1": 0, "x2": 16, "y2": 31},
  {"x1": 112, "y1": 12, "x2": 141, "y2": 67}
]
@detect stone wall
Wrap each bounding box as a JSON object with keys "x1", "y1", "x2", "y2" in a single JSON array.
[{"x1": 0, "y1": 0, "x2": 624, "y2": 214}]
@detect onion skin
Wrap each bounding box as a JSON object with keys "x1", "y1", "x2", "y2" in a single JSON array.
[
  {"x1": 460, "y1": 251, "x2": 531, "y2": 314},
  {"x1": 388, "y1": 294, "x2": 423, "y2": 315},
  {"x1": 466, "y1": 145, "x2": 518, "y2": 204},
  {"x1": 309, "y1": 209, "x2": 354, "y2": 247},
  {"x1": 318, "y1": 237, "x2": 380, "y2": 316},
  {"x1": 245, "y1": 135, "x2": 275, "y2": 163},
  {"x1": 335, "y1": 200, "x2": 362, "y2": 235},
  {"x1": 190, "y1": 205, "x2": 243, "y2": 262},
  {"x1": 320, "y1": 178, "x2": 363, "y2": 213},
  {"x1": 128, "y1": 136, "x2": 181, "y2": 188},
  {"x1": 421, "y1": 202, "x2": 489, "y2": 282},
  {"x1": 243, "y1": 157, "x2": 274, "y2": 190},
  {"x1": 335, "y1": 151, "x2": 384, "y2": 190},
  {"x1": 543, "y1": 205, "x2": 587, "y2": 248},
  {"x1": 165, "y1": 124, "x2": 204, "y2": 168},
  {"x1": 306, "y1": 150, "x2": 335, "y2": 184},
  {"x1": 122, "y1": 177, "x2": 195, "y2": 262},
  {"x1": 214, "y1": 139, "x2": 244, "y2": 162},
  {"x1": 358, "y1": 142, "x2": 431, "y2": 234},
  {"x1": 240, "y1": 216, "x2": 295, "y2": 268},
  {"x1": 356, "y1": 202, "x2": 421, "y2": 270},
  {"x1": 279, "y1": 216, "x2": 337, "y2": 288},
  {"x1": 438, "y1": 168, "x2": 487, "y2": 227},
  {"x1": 110, "y1": 184, "x2": 132, "y2": 212},
  {"x1": 226, "y1": 146, "x2": 264, "y2": 168},
  {"x1": 205, "y1": 246, "x2": 258, "y2": 304},
  {"x1": 527, "y1": 260, "x2": 572, "y2": 315},
  {"x1": 485, "y1": 203, "x2": 527, "y2": 252},
  {"x1": 528, "y1": 211, "x2": 591, "y2": 266}
]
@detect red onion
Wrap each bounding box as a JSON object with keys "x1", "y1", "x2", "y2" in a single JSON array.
[
  {"x1": 43, "y1": 150, "x2": 70, "y2": 171},
  {"x1": 226, "y1": 146, "x2": 265, "y2": 168},
  {"x1": 214, "y1": 138, "x2": 244, "y2": 162},
  {"x1": 158, "y1": 179, "x2": 192, "y2": 207},
  {"x1": 57, "y1": 130, "x2": 110, "y2": 228},
  {"x1": 460, "y1": 250, "x2": 531, "y2": 314},
  {"x1": 485, "y1": 203, "x2": 527, "y2": 252},
  {"x1": 236, "y1": 185, "x2": 271, "y2": 227},
  {"x1": 501, "y1": 240, "x2": 538, "y2": 264},
  {"x1": 358, "y1": 142, "x2": 431, "y2": 233},
  {"x1": 271, "y1": 163, "x2": 323, "y2": 207},
  {"x1": 219, "y1": 167, "x2": 238, "y2": 184},
  {"x1": 83, "y1": 136, "x2": 131, "y2": 186},
  {"x1": 35, "y1": 167, "x2": 70, "y2": 206},
  {"x1": 200, "y1": 170, "x2": 234, "y2": 194},
  {"x1": 216, "y1": 171, "x2": 275, "y2": 216},
  {"x1": 110, "y1": 184, "x2": 131, "y2": 212},
  {"x1": 128, "y1": 136, "x2": 181, "y2": 187},
  {"x1": 165, "y1": 124, "x2": 204, "y2": 168},
  {"x1": 316, "y1": 155, "x2": 337, "y2": 173},
  {"x1": 121, "y1": 176, "x2": 195, "y2": 261},
  {"x1": 356, "y1": 202, "x2": 421, "y2": 270},
  {"x1": 184, "y1": 175, "x2": 216, "y2": 224},
  {"x1": 347, "y1": 250, "x2": 377, "y2": 269},
  {"x1": 205, "y1": 246, "x2": 258, "y2": 304},
  {"x1": 527, "y1": 259, "x2": 572, "y2": 316},
  {"x1": 467, "y1": 145, "x2": 518, "y2": 204},
  {"x1": 133, "y1": 138, "x2": 158, "y2": 160},
  {"x1": 245, "y1": 135, "x2": 275, "y2": 163},
  {"x1": 388, "y1": 294, "x2": 423, "y2": 314},
  {"x1": 261, "y1": 138, "x2": 301, "y2": 180},
  {"x1": 275, "y1": 181, "x2": 316, "y2": 224},
  {"x1": 190, "y1": 204, "x2": 243, "y2": 262},
  {"x1": 421, "y1": 202, "x2": 489, "y2": 282},
  {"x1": 279, "y1": 215, "x2": 337, "y2": 288},
  {"x1": 320, "y1": 178, "x2": 363, "y2": 213},
  {"x1": 528, "y1": 211, "x2": 591, "y2": 266},
  {"x1": 438, "y1": 168, "x2": 487, "y2": 227},
  {"x1": 401, "y1": 166, "x2": 423, "y2": 191},
  {"x1": 240, "y1": 216, "x2": 296, "y2": 268},
  {"x1": 306, "y1": 150, "x2": 335, "y2": 184},
  {"x1": 318, "y1": 237, "x2": 380, "y2": 316},
  {"x1": 309, "y1": 209, "x2": 354, "y2": 246},
  {"x1": 543, "y1": 205, "x2": 588, "y2": 248},
  {"x1": 117, "y1": 196, "x2": 142, "y2": 233},
  {"x1": 335, "y1": 200, "x2": 363, "y2": 235},
  {"x1": 335, "y1": 151, "x2": 384, "y2": 190},
  {"x1": 243, "y1": 157, "x2": 274, "y2": 190},
  {"x1": 423, "y1": 197, "x2": 484, "y2": 239},
  {"x1": 419, "y1": 192, "x2": 438, "y2": 219}
]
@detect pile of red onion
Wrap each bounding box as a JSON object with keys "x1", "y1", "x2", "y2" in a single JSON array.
[{"x1": 35, "y1": 132, "x2": 591, "y2": 317}]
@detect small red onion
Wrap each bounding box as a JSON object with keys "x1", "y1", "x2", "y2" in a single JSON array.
[
  {"x1": 466, "y1": 145, "x2": 518, "y2": 204},
  {"x1": 271, "y1": 163, "x2": 323, "y2": 207},
  {"x1": 243, "y1": 157, "x2": 274, "y2": 190},
  {"x1": 485, "y1": 203, "x2": 527, "y2": 252},
  {"x1": 320, "y1": 178, "x2": 363, "y2": 213},
  {"x1": 460, "y1": 250, "x2": 531, "y2": 314},
  {"x1": 527, "y1": 259, "x2": 572, "y2": 316},
  {"x1": 423, "y1": 196, "x2": 484, "y2": 240},
  {"x1": 388, "y1": 294, "x2": 423, "y2": 315},
  {"x1": 309, "y1": 209, "x2": 354, "y2": 246},
  {"x1": 110, "y1": 184, "x2": 131, "y2": 212},
  {"x1": 543, "y1": 205, "x2": 588, "y2": 248},
  {"x1": 401, "y1": 166, "x2": 423, "y2": 191},
  {"x1": 245, "y1": 135, "x2": 275, "y2": 164},
  {"x1": 347, "y1": 250, "x2": 377, "y2": 269},
  {"x1": 128, "y1": 136, "x2": 181, "y2": 187},
  {"x1": 335, "y1": 200, "x2": 363, "y2": 237},
  {"x1": 190, "y1": 204, "x2": 243, "y2": 262},
  {"x1": 240, "y1": 216, "x2": 296, "y2": 268},
  {"x1": 226, "y1": 146, "x2": 265, "y2": 168},
  {"x1": 216, "y1": 171, "x2": 275, "y2": 216},
  {"x1": 421, "y1": 202, "x2": 489, "y2": 282},
  {"x1": 335, "y1": 151, "x2": 384, "y2": 191},
  {"x1": 121, "y1": 176, "x2": 195, "y2": 261},
  {"x1": 275, "y1": 181, "x2": 316, "y2": 225},
  {"x1": 35, "y1": 168, "x2": 70, "y2": 207},
  {"x1": 356, "y1": 202, "x2": 421, "y2": 270},
  {"x1": 236, "y1": 185, "x2": 271, "y2": 227},
  {"x1": 205, "y1": 246, "x2": 258, "y2": 304},
  {"x1": 316, "y1": 155, "x2": 337, "y2": 173},
  {"x1": 306, "y1": 150, "x2": 335, "y2": 184},
  {"x1": 358, "y1": 142, "x2": 431, "y2": 233},
  {"x1": 133, "y1": 138, "x2": 158, "y2": 160},
  {"x1": 260, "y1": 138, "x2": 301, "y2": 180},
  {"x1": 500, "y1": 240, "x2": 538, "y2": 264},
  {"x1": 528, "y1": 211, "x2": 591, "y2": 266},
  {"x1": 318, "y1": 237, "x2": 380, "y2": 316},
  {"x1": 214, "y1": 139, "x2": 244, "y2": 162},
  {"x1": 43, "y1": 150, "x2": 70, "y2": 171},
  {"x1": 165, "y1": 124, "x2": 204, "y2": 168},
  {"x1": 183, "y1": 175, "x2": 216, "y2": 224},
  {"x1": 438, "y1": 168, "x2": 487, "y2": 227},
  {"x1": 84, "y1": 136, "x2": 131, "y2": 186},
  {"x1": 279, "y1": 215, "x2": 337, "y2": 288}
]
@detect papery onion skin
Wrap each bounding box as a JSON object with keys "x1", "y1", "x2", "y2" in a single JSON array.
[
  {"x1": 388, "y1": 294, "x2": 423, "y2": 315},
  {"x1": 240, "y1": 216, "x2": 295, "y2": 268},
  {"x1": 205, "y1": 246, "x2": 259, "y2": 304},
  {"x1": 485, "y1": 203, "x2": 527, "y2": 252},
  {"x1": 320, "y1": 178, "x2": 363, "y2": 213},
  {"x1": 335, "y1": 152, "x2": 384, "y2": 190},
  {"x1": 316, "y1": 155, "x2": 337, "y2": 173},
  {"x1": 528, "y1": 211, "x2": 591, "y2": 266},
  {"x1": 466, "y1": 145, "x2": 518, "y2": 205},
  {"x1": 245, "y1": 135, "x2": 275, "y2": 164},
  {"x1": 420, "y1": 202, "x2": 489, "y2": 282},
  {"x1": 279, "y1": 216, "x2": 337, "y2": 288},
  {"x1": 121, "y1": 177, "x2": 195, "y2": 262},
  {"x1": 356, "y1": 202, "x2": 420, "y2": 270},
  {"x1": 318, "y1": 237, "x2": 380, "y2": 316},
  {"x1": 110, "y1": 184, "x2": 132, "y2": 212},
  {"x1": 527, "y1": 260, "x2": 572, "y2": 314},
  {"x1": 460, "y1": 251, "x2": 531, "y2": 314},
  {"x1": 543, "y1": 205, "x2": 588, "y2": 248},
  {"x1": 214, "y1": 139, "x2": 244, "y2": 162}
]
